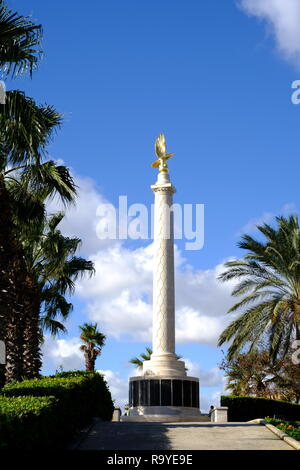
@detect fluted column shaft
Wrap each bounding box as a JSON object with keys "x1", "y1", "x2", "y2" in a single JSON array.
[
  {"x1": 142, "y1": 172, "x2": 186, "y2": 376},
  {"x1": 152, "y1": 181, "x2": 176, "y2": 356}
]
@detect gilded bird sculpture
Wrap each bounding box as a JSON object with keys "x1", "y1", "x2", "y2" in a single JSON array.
[{"x1": 152, "y1": 134, "x2": 174, "y2": 173}]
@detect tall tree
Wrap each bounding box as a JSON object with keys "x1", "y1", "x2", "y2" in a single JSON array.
[
  {"x1": 16, "y1": 208, "x2": 95, "y2": 378},
  {"x1": 220, "y1": 349, "x2": 300, "y2": 403},
  {"x1": 79, "y1": 323, "x2": 106, "y2": 371},
  {"x1": 0, "y1": 2, "x2": 80, "y2": 383},
  {"x1": 35, "y1": 211, "x2": 95, "y2": 338},
  {"x1": 218, "y1": 215, "x2": 300, "y2": 361},
  {"x1": 0, "y1": 1, "x2": 44, "y2": 383},
  {"x1": 0, "y1": 95, "x2": 77, "y2": 383}
]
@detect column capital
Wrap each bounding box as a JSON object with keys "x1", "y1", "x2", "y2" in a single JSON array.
[{"x1": 151, "y1": 182, "x2": 176, "y2": 194}]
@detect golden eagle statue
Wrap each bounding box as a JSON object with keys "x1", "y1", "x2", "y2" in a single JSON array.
[{"x1": 151, "y1": 134, "x2": 174, "y2": 173}]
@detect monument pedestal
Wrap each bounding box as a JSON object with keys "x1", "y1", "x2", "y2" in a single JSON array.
[{"x1": 123, "y1": 375, "x2": 202, "y2": 422}]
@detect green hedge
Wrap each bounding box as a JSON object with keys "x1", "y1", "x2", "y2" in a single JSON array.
[
  {"x1": 1, "y1": 370, "x2": 114, "y2": 448},
  {"x1": 0, "y1": 396, "x2": 59, "y2": 450},
  {"x1": 221, "y1": 395, "x2": 300, "y2": 422},
  {"x1": 50, "y1": 370, "x2": 114, "y2": 422}
]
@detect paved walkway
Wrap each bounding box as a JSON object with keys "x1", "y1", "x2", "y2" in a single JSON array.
[{"x1": 75, "y1": 421, "x2": 293, "y2": 450}]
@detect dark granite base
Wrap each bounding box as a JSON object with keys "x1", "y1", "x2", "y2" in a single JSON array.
[{"x1": 129, "y1": 377, "x2": 199, "y2": 408}]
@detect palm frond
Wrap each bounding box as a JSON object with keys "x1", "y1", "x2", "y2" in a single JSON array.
[
  {"x1": 218, "y1": 215, "x2": 300, "y2": 361},
  {"x1": 0, "y1": 91, "x2": 62, "y2": 166},
  {"x1": 20, "y1": 160, "x2": 76, "y2": 204},
  {"x1": 0, "y1": 1, "x2": 42, "y2": 78},
  {"x1": 39, "y1": 317, "x2": 67, "y2": 336}
]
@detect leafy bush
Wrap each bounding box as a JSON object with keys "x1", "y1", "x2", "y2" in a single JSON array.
[
  {"x1": 3, "y1": 370, "x2": 113, "y2": 421},
  {"x1": 221, "y1": 395, "x2": 300, "y2": 422},
  {"x1": 265, "y1": 417, "x2": 300, "y2": 441},
  {"x1": 50, "y1": 370, "x2": 114, "y2": 421},
  {"x1": 1, "y1": 370, "x2": 114, "y2": 448},
  {"x1": 0, "y1": 396, "x2": 59, "y2": 450}
]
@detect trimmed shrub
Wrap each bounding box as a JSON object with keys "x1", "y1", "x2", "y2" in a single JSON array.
[
  {"x1": 1, "y1": 370, "x2": 114, "y2": 448},
  {"x1": 50, "y1": 370, "x2": 114, "y2": 421},
  {"x1": 221, "y1": 395, "x2": 300, "y2": 422},
  {"x1": 0, "y1": 395, "x2": 59, "y2": 450}
]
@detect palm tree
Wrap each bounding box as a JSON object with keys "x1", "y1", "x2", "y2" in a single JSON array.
[
  {"x1": 129, "y1": 347, "x2": 153, "y2": 370},
  {"x1": 38, "y1": 212, "x2": 95, "y2": 336},
  {"x1": 0, "y1": 0, "x2": 42, "y2": 78},
  {"x1": 79, "y1": 323, "x2": 106, "y2": 371},
  {"x1": 129, "y1": 347, "x2": 183, "y2": 371},
  {"x1": 0, "y1": 96, "x2": 76, "y2": 383},
  {"x1": 0, "y1": 96, "x2": 77, "y2": 382},
  {"x1": 218, "y1": 215, "x2": 300, "y2": 361},
  {"x1": 0, "y1": 2, "x2": 65, "y2": 382},
  {"x1": 18, "y1": 210, "x2": 95, "y2": 378}
]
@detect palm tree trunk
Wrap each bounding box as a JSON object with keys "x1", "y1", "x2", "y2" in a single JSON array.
[
  {"x1": 0, "y1": 175, "x2": 11, "y2": 384},
  {"x1": 5, "y1": 301, "x2": 25, "y2": 382},
  {"x1": 90, "y1": 357, "x2": 96, "y2": 372},
  {"x1": 85, "y1": 349, "x2": 95, "y2": 371},
  {"x1": 22, "y1": 282, "x2": 42, "y2": 378},
  {"x1": 0, "y1": 175, "x2": 27, "y2": 383}
]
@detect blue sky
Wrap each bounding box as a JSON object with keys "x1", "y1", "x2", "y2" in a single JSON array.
[{"x1": 5, "y1": 0, "x2": 300, "y2": 411}]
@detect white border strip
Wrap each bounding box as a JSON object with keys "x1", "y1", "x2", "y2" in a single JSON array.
[{"x1": 248, "y1": 418, "x2": 300, "y2": 450}]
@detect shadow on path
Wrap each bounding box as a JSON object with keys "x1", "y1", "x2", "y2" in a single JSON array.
[
  {"x1": 75, "y1": 422, "x2": 172, "y2": 450},
  {"x1": 73, "y1": 420, "x2": 293, "y2": 451}
]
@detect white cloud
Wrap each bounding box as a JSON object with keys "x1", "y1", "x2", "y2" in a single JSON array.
[
  {"x1": 75, "y1": 243, "x2": 235, "y2": 345},
  {"x1": 237, "y1": 203, "x2": 297, "y2": 236},
  {"x1": 184, "y1": 359, "x2": 223, "y2": 387},
  {"x1": 200, "y1": 391, "x2": 222, "y2": 413},
  {"x1": 42, "y1": 335, "x2": 227, "y2": 413},
  {"x1": 237, "y1": 210, "x2": 276, "y2": 237},
  {"x1": 199, "y1": 374, "x2": 228, "y2": 412},
  {"x1": 97, "y1": 369, "x2": 129, "y2": 410},
  {"x1": 239, "y1": 0, "x2": 300, "y2": 66},
  {"x1": 42, "y1": 335, "x2": 84, "y2": 371},
  {"x1": 47, "y1": 169, "x2": 299, "y2": 351},
  {"x1": 42, "y1": 336, "x2": 129, "y2": 410},
  {"x1": 177, "y1": 310, "x2": 225, "y2": 345},
  {"x1": 47, "y1": 173, "x2": 118, "y2": 256},
  {"x1": 76, "y1": 243, "x2": 154, "y2": 342},
  {"x1": 46, "y1": 170, "x2": 237, "y2": 347}
]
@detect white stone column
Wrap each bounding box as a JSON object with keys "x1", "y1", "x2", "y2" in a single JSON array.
[
  {"x1": 143, "y1": 172, "x2": 186, "y2": 377},
  {"x1": 152, "y1": 176, "x2": 175, "y2": 356}
]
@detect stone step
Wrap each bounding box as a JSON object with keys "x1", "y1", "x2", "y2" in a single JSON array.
[{"x1": 121, "y1": 414, "x2": 210, "y2": 423}]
